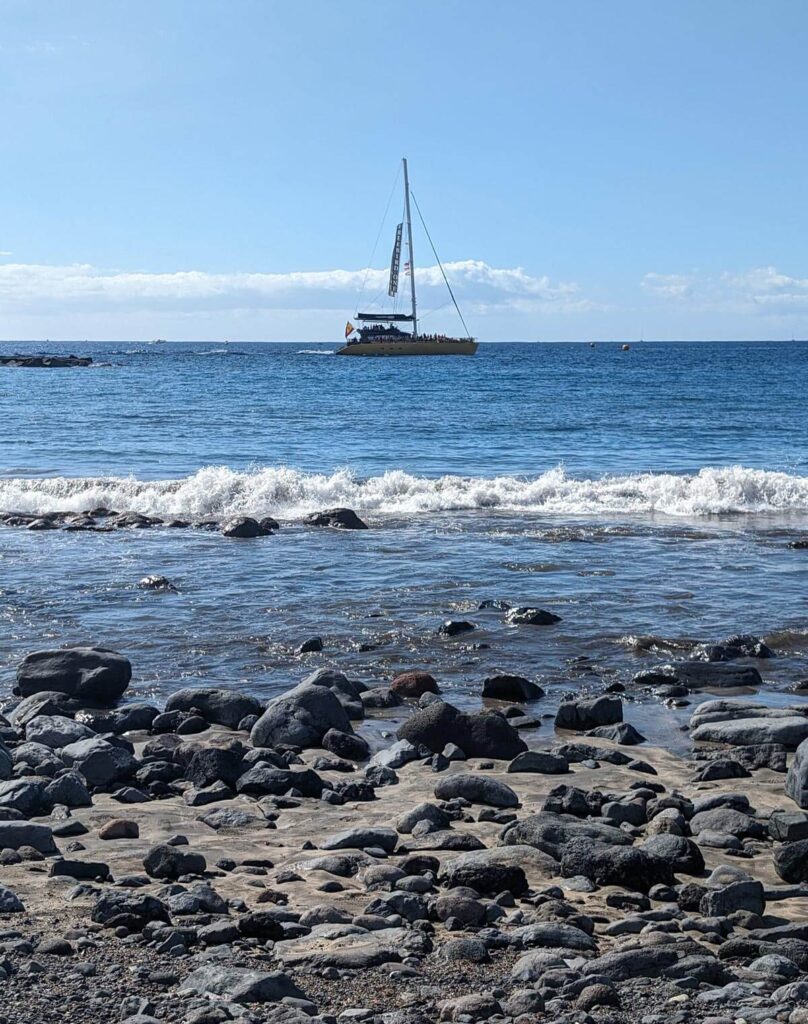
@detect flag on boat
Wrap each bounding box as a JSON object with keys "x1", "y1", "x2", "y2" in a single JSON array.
[
  {"x1": 345, "y1": 321, "x2": 356, "y2": 338},
  {"x1": 388, "y1": 223, "x2": 403, "y2": 297}
]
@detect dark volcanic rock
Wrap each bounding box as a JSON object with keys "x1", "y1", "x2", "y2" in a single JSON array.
[
  {"x1": 482, "y1": 675, "x2": 544, "y2": 702},
  {"x1": 185, "y1": 747, "x2": 245, "y2": 788},
  {"x1": 250, "y1": 683, "x2": 351, "y2": 749},
  {"x1": 640, "y1": 833, "x2": 705, "y2": 876},
  {"x1": 437, "y1": 620, "x2": 476, "y2": 637},
  {"x1": 236, "y1": 765, "x2": 324, "y2": 798},
  {"x1": 60, "y1": 737, "x2": 137, "y2": 788},
  {"x1": 0, "y1": 821, "x2": 57, "y2": 853},
  {"x1": 439, "y1": 853, "x2": 529, "y2": 895},
  {"x1": 774, "y1": 839, "x2": 808, "y2": 883},
  {"x1": 166, "y1": 687, "x2": 263, "y2": 729},
  {"x1": 501, "y1": 810, "x2": 631, "y2": 859},
  {"x1": 588, "y1": 722, "x2": 646, "y2": 745},
  {"x1": 695, "y1": 634, "x2": 774, "y2": 661},
  {"x1": 786, "y1": 737, "x2": 808, "y2": 808},
  {"x1": 507, "y1": 750, "x2": 569, "y2": 774},
  {"x1": 505, "y1": 607, "x2": 562, "y2": 625},
  {"x1": 221, "y1": 516, "x2": 272, "y2": 538},
  {"x1": 433, "y1": 773, "x2": 519, "y2": 808},
  {"x1": 307, "y1": 507, "x2": 368, "y2": 530},
  {"x1": 560, "y1": 837, "x2": 673, "y2": 892},
  {"x1": 397, "y1": 699, "x2": 526, "y2": 760},
  {"x1": 322, "y1": 728, "x2": 370, "y2": 762},
  {"x1": 16, "y1": 646, "x2": 131, "y2": 702},
  {"x1": 92, "y1": 891, "x2": 169, "y2": 930},
  {"x1": 143, "y1": 843, "x2": 206, "y2": 879},
  {"x1": 555, "y1": 695, "x2": 623, "y2": 731}
]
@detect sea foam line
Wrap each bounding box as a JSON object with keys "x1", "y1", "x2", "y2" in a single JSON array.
[{"x1": 0, "y1": 464, "x2": 807, "y2": 519}]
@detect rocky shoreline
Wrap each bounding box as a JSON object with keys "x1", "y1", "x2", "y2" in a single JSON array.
[{"x1": 1, "y1": 646, "x2": 808, "y2": 1024}]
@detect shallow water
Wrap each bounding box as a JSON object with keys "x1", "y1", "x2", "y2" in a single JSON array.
[{"x1": 1, "y1": 340, "x2": 807, "y2": 748}]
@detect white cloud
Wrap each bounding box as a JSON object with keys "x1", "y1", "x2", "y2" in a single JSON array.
[
  {"x1": 0, "y1": 258, "x2": 583, "y2": 316},
  {"x1": 642, "y1": 265, "x2": 808, "y2": 316}
]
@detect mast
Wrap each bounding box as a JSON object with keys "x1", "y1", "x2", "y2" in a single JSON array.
[{"x1": 402, "y1": 157, "x2": 417, "y2": 337}]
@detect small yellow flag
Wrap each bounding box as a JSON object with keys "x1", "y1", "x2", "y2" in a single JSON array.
[{"x1": 345, "y1": 321, "x2": 356, "y2": 338}]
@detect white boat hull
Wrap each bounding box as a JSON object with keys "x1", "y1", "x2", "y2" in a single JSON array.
[{"x1": 336, "y1": 339, "x2": 478, "y2": 357}]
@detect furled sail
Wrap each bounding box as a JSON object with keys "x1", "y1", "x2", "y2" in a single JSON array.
[{"x1": 388, "y1": 223, "x2": 403, "y2": 297}]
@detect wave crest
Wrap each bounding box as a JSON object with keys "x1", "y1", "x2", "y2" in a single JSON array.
[{"x1": 0, "y1": 464, "x2": 806, "y2": 520}]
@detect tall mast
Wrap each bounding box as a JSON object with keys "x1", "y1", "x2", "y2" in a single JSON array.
[{"x1": 402, "y1": 157, "x2": 417, "y2": 337}]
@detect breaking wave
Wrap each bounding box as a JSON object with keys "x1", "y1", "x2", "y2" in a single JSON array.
[{"x1": 1, "y1": 464, "x2": 807, "y2": 520}]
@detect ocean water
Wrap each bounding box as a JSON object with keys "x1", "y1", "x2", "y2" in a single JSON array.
[{"x1": 1, "y1": 340, "x2": 807, "y2": 748}]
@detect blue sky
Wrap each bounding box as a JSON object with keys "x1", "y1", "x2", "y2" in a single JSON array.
[{"x1": 1, "y1": 0, "x2": 807, "y2": 341}]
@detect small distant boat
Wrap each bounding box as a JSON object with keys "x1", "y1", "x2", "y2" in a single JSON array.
[
  {"x1": 150, "y1": 338, "x2": 167, "y2": 345},
  {"x1": 621, "y1": 343, "x2": 631, "y2": 351},
  {"x1": 337, "y1": 159, "x2": 477, "y2": 357}
]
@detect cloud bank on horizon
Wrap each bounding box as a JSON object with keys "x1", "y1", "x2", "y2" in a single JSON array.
[{"x1": 0, "y1": 257, "x2": 807, "y2": 341}]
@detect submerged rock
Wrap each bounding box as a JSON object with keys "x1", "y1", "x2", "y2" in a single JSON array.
[
  {"x1": 482, "y1": 674, "x2": 544, "y2": 702},
  {"x1": 307, "y1": 507, "x2": 368, "y2": 530},
  {"x1": 505, "y1": 607, "x2": 562, "y2": 625},
  {"x1": 555, "y1": 695, "x2": 623, "y2": 731}
]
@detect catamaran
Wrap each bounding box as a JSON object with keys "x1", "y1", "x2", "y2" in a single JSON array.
[{"x1": 337, "y1": 159, "x2": 478, "y2": 356}]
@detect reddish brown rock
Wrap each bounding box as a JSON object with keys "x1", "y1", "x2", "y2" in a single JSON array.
[{"x1": 391, "y1": 670, "x2": 439, "y2": 698}]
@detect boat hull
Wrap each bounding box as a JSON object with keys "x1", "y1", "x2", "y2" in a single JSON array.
[{"x1": 336, "y1": 339, "x2": 478, "y2": 357}]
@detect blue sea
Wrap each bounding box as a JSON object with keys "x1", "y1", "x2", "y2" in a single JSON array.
[{"x1": 1, "y1": 340, "x2": 807, "y2": 748}]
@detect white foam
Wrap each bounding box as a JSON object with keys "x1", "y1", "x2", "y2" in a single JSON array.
[{"x1": 0, "y1": 464, "x2": 806, "y2": 520}]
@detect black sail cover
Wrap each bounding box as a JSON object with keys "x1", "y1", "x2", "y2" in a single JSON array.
[{"x1": 388, "y1": 223, "x2": 403, "y2": 297}]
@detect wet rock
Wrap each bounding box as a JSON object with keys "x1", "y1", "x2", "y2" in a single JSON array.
[
  {"x1": 665, "y1": 661, "x2": 764, "y2": 688},
  {"x1": 507, "y1": 750, "x2": 569, "y2": 774},
  {"x1": 75, "y1": 702, "x2": 159, "y2": 734},
  {"x1": 165, "y1": 687, "x2": 263, "y2": 729},
  {"x1": 786, "y1": 737, "x2": 808, "y2": 808},
  {"x1": 482, "y1": 674, "x2": 544, "y2": 701},
  {"x1": 397, "y1": 699, "x2": 526, "y2": 759},
  {"x1": 250, "y1": 683, "x2": 351, "y2": 749},
  {"x1": 138, "y1": 574, "x2": 177, "y2": 591},
  {"x1": 433, "y1": 773, "x2": 518, "y2": 807},
  {"x1": 588, "y1": 722, "x2": 646, "y2": 745},
  {"x1": 16, "y1": 646, "x2": 132, "y2": 702},
  {"x1": 307, "y1": 507, "x2": 368, "y2": 530},
  {"x1": 694, "y1": 634, "x2": 774, "y2": 661},
  {"x1": 437, "y1": 620, "x2": 475, "y2": 637},
  {"x1": 555, "y1": 695, "x2": 623, "y2": 731},
  {"x1": 391, "y1": 671, "x2": 439, "y2": 698},
  {"x1": 143, "y1": 843, "x2": 206, "y2": 879},
  {"x1": 692, "y1": 710, "x2": 808, "y2": 748},
  {"x1": 297, "y1": 636, "x2": 323, "y2": 654},
  {"x1": 506, "y1": 606, "x2": 562, "y2": 625},
  {"x1": 322, "y1": 728, "x2": 369, "y2": 762},
  {"x1": 221, "y1": 516, "x2": 273, "y2": 538}
]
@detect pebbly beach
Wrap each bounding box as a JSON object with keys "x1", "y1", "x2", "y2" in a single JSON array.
[{"x1": 1, "y1": 586, "x2": 808, "y2": 1024}]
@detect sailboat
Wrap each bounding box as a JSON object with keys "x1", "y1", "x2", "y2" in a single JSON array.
[{"x1": 337, "y1": 159, "x2": 478, "y2": 356}]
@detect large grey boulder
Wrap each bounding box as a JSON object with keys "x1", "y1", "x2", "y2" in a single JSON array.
[
  {"x1": 236, "y1": 765, "x2": 324, "y2": 798},
  {"x1": 179, "y1": 965, "x2": 305, "y2": 1003},
  {"x1": 16, "y1": 646, "x2": 131, "y2": 703},
  {"x1": 165, "y1": 687, "x2": 262, "y2": 729},
  {"x1": 74, "y1": 702, "x2": 159, "y2": 734},
  {"x1": 397, "y1": 699, "x2": 526, "y2": 760},
  {"x1": 663, "y1": 661, "x2": 763, "y2": 689},
  {"x1": 0, "y1": 884, "x2": 24, "y2": 912},
  {"x1": 433, "y1": 773, "x2": 519, "y2": 808},
  {"x1": 0, "y1": 821, "x2": 57, "y2": 853},
  {"x1": 786, "y1": 738, "x2": 808, "y2": 808},
  {"x1": 59, "y1": 737, "x2": 137, "y2": 788},
  {"x1": 482, "y1": 675, "x2": 544, "y2": 702},
  {"x1": 640, "y1": 833, "x2": 705, "y2": 876},
  {"x1": 691, "y1": 715, "x2": 808, "y2": 749},
  {"x1": 0, "y1": 778, "x2": 47, "y2": 815},
  {"x1": 501, "y1": 811, "x2": 631, "y2": 859},
  {"x1": 143, "y1": 843, "x2": 206, "y2": 879},
  {"x1": 555, "y1": 696, "x2": 622, "y2": 731},
  {"x1": 25, "y1": 715, "x2": 96, "y2": 749},
  {"x1": 250, "y1": 683, "x2": 351, "y2": 749}
]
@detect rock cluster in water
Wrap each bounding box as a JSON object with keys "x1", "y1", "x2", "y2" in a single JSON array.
[
  {"x1": 0, "y1": 353, "x2": 92, "y2": 367},
  {"x1": 0, "y1": 642, "x2": 806, "y2": 1023}
]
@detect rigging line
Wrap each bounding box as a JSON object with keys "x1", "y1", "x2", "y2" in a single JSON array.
[
  {"x1": 358, "y1": 166, "x2": 401, "y2": 310},
  {"x1": 409, "y1": 190, "x2": 471, "y2": 338}
]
